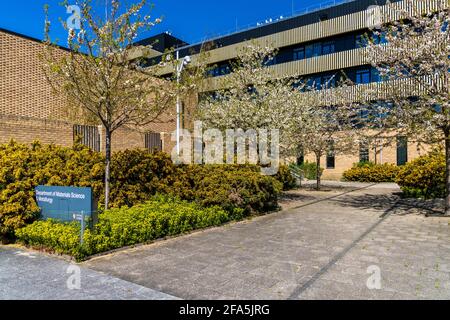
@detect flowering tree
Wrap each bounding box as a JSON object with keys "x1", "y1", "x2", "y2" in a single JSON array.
[
  {"x1": 198, "y1": 44, "x2": 298, "y2": 140},
  {"x1": 42, "y1": 0, "x2": 175, "y2": 209},
  {"x1": 287, "y1": 81, "x2": 361, "y2": 189},
  {"x1": 364, "y1": 0, "x2": 450, "y2": 213},
  {"x1": 198, "y1": 43, "x2": 359, "y2": 189}
]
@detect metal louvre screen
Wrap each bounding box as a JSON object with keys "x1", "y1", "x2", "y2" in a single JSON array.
[
  {"x1": 73, "y1": 125, "x2": 101, "y2": 152},
  {"x1": 145, "y1": 132, "x2": 162, "y2": 152}
]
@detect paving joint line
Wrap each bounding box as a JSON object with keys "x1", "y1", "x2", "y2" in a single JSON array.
[
  {"x1": 287, "y1": 198, "x2": 400, "y2": 300},
  {"x1": 287, "y1": 183, "x2": 378, "y2": 212}
]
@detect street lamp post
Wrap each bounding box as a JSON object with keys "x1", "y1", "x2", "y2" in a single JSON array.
[{"x1": 175, "y1": 51, "x2": 191, "y2": 156}]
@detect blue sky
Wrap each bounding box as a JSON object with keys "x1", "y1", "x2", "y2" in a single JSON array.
[{"x1": 0, "y1": 0, "x2": 330, "y2": 47}]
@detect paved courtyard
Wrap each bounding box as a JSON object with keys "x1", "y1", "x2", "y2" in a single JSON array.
[
  {"x1": 0, "y1": 246, "x2": 176, "y2": 300},
  {"x1": 82, "y1": 183, "x2": 450, "y2": 300}
]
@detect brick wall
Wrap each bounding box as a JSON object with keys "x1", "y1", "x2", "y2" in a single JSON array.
[
  {"x1": 0, "y1": 114, "x2": 73, "y2": 146},
  {"x1": 0, "y1": 30, "x2": 67, "y2": 120},
  {"x1": 305, "y1": 139, "x2": 433, "y2": 180},
  {"x1": 0, "y1": 29, "x2": 177, "y2": 154}
]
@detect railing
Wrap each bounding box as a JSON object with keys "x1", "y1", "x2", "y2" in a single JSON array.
[
  {"x1": 200, "y1": 47, "x2": 367, "y2": 92},
  {"x1": 302, "y1": 74, "x2": 449, "y2": 106},
  {"x1": 174, "y1": 0, "x2": 356, "y2": 53}
]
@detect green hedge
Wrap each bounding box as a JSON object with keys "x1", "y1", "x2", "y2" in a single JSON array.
[
  {"x1": 396, "y1": 151, "x2": 445, "y2": 199},
  {"x1": 274, "y1": 165, "x2": 297, "y2": 190},
  {"x1": 1, "y1": 141, "x2": 288, "y2": 241},
  {"x1": 342, "y1": 162, "x2": 400, "y2": 183},
  {"x1": 16, "y1": 196, "x2": 231, "y2": 261},
  {"x1": 172, "y1": 165, "x2": 283, "y2": 215},
  {"x1": 107, "y1": 149, "x2": 177, "y2": 208},
  {"x1": 0, "y1": 141, "x2": 104, "y2": 241},
  {"x1": 289, "y1": 162, "x2": 323, "y2": 180}
]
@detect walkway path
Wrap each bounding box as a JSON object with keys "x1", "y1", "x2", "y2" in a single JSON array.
[
  {"x1": 83, "y1": 184, "x2": 450, "y2": 300},
  {"x1": 0, "y1": 246, "x2": 177, "y2": 300}
]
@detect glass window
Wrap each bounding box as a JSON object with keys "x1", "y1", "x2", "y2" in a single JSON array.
[
  {"x1": 293, "y1": 47, "x2": 305, "y2": 61},
  {"x1": 319, "y1": 14, "x2": 329, "y2": 21},
  {"x1": 308, "y1": 76, "x2": 322, "y2": 90},
  {"x1": 359, "y1": 142, "x2": 370, "y2": 163},
  {"x1": 397, "y1": 136, "x2": 408, "y2": 166},
  {"x1": 322, "y1": 41, "x2": 335, "y2": 55},
  {"x1": 73, "y1": 125, "x2": 101, "y2": 152},
  {"x1": 373, "y1": 32, "x2": 388, "y2": 44},
  {"x1": 313, "y1": 43, "x2": 322, "y2": 57},
  {"x1": 219, "y1": 64, "x2": 231, "y2": 75},
  {"x1": 356, "y1": 68, "x2": 371, "y2": 84},
  {"x1": 326, "y1": 141, "x2": 335, "y2": 169},
  {"x1": 371, "y1": 67, "x2": 381, "y2": 82},
  {"x1": 297, "y1": 148, "x2": 305, "y2": 166},
  {"x1": 145, "y1": 132, "x2": 162, "y2": 152},
  {"x1": 305, "y1": 45, "x2": 314, "y2": 58}
]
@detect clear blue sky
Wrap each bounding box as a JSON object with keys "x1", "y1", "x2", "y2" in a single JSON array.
[{"x1": 0, "y1": 0, "x2": 330, "y2": 47}]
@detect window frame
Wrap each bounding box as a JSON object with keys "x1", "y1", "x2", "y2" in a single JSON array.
[
  {"x1": 322, "y1": 41, "x2": 335, "y2": 55},
  {"x1": 356, "y1": 68, "x2": 371, "y2": 84}
]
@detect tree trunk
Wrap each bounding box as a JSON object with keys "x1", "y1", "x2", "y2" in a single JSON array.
[
  {"x1": 315, "y1": 153, "x2": 321, "y2": 191},
  {"x1": 445, "y1": 128, "x2": 450, "y2": 215},
  {"x1": 104, "y1": 128, "x2": 112, "y2": 210}
]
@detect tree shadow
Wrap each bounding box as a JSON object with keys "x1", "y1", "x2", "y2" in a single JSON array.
[
  {"x1": 332, "y1": 192, "x2": 445, "y2": 216},
  {"x1": 278, "y1": 191, "x2": 317, "y2": 204}
]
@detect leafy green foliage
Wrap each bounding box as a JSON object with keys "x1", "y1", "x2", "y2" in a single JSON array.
[
  {"x1": 172, "y1": 165, "x2": 283, "y2": 215},
  {"x1": 16, "y1": 196, "x2": 230, "y2": 261},
  {"x1": 0, "y1": 141, "x2": 103, "y2": 241},
  {"x1": 1, "y1": 141, "x2": 285, "y2": 241},
  {"x1": 106, "y1": 149, "x2": 177, "y2": 208},
  {"x1": 342, "y1": 163, "x2": 400, "y2": 183},
  {"x1": 396, "y1": 151, "x2": 445, "y2": 199},
  {"x1": 274, "y1": 165, "x2": 297, "y2": 190},
  {"x1": 289, "y1": 162, "x2": 323, "y2": 180},
  {"x1": 15, "y1": 220, "x2": 82, "y2": 258}
]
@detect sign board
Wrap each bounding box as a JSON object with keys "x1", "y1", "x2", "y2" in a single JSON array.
[{"x1": 35, "y1": 186, "x2": 94, "y2": 222}]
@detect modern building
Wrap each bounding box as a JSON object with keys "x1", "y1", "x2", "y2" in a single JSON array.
[
  {"x1": 0, "y1": 0, "x2": 442, "y2": 179},
  {"x1": 135, "y1": 0, "x2": 440, "y2": 179},
  {"x1": 0, "y1": 27, "x2": 177, "y2": 154}
]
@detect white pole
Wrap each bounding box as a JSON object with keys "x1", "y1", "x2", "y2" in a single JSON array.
[
  {"x1": 380, "y1": 145, "x2": 383, "y2": 164},
  {"x1": 176, "y1": 50, "x2": 181, "y2": 156}
]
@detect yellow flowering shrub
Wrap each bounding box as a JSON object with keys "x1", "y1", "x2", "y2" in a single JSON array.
[
  {"x1": 396, "y1": 151, "x2": 445, "y2": 199},
  {"x1": 16, "y1": 196, "x2": 231, "y2": 261},
  {"x1": 0, "y1": 140, "x2": 104, "y2": 241},
  {"x1": 342, "y1": 163, "x2": 400, "y2": 183}
]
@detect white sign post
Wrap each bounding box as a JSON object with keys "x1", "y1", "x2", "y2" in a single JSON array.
[{"x1": 73, "y1": 211, "x2": 85, "y2": 245}]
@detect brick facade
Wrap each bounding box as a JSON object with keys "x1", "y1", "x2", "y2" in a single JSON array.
[
  {"x1": 306, "y1": 140, "x2": 432, "y2": 180},
  {"x1": 0, "y1": 28, "x2": 176, "y2": 153}
]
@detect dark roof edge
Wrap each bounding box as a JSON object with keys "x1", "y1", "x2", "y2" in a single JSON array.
[{"x1": 0, "y1": 27, "x2": 71, "y2": 52}]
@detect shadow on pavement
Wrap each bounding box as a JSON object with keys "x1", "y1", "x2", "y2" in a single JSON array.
[{"x1": 333, "y1": 192, "x2": 445, "y2": 216}]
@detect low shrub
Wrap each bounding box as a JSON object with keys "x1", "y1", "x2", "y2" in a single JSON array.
[
  {"x1": 0, "y1": 141, "x2": 104, "y2": 241},
  {"x1": 15, "y1": 220, "x2": 82, "y2": 259},
  {"x1": 107, "y1": 149, "x2": 177, "y2": 208},
  {"x1": 342, "y1": 163, "x2": 400, "y2": 183},
  {"x1": 0, "y1": 141, "x2": 179, "y2": 241},
  {"x1": 172, "y1": 165, "x2": 283, "y2": 215},
  {"x1": 16, "y1": 196, "x2": 232, "y2": 261},
  {"x1": 289, "y1": 162, "x2": 323, "y2": 180},
  {"x1": 274, "y1": 165, "x2": 297, "y2": 190},
  {"x1": 2, "y1": 141, "x2": 285, "y2": 241},
  {"x1": 396, "y1": 151, "x2": 445, "y2": 199}
]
